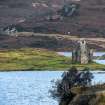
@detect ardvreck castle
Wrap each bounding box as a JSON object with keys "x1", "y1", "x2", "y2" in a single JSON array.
[{"x1": 72, "y1": 40, "x2": 93, "y2": 64}]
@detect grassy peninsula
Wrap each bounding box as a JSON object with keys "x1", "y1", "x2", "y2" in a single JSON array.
[{"x1": 0, "y1": 48, "x2": 104, "y2": 71}]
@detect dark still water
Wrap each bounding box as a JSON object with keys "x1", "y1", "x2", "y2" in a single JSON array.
[{"x1": 0, "y1": 71, "x2": 105, "y2": 105}]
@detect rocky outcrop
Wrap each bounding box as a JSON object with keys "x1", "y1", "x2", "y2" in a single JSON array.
[{"x1": 60, "y1": 85, "x2": 105, "y2": 105}]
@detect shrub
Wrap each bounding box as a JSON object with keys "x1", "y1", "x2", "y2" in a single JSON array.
[{"x1": 50, "y1": 67, "x2": 94, "y2": 101}]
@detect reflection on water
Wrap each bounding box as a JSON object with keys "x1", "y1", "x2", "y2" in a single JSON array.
[{"x1": 0, "y1": 71, "x2": 104, "y2": 105}]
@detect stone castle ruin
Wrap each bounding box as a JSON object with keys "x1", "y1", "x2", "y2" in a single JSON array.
[{"x1": 72, "y1": 40, "x2": 93, "y2": 64}]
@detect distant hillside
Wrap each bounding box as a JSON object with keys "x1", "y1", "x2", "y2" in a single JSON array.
[
  {"x1": 0, "y1": 0, "x2": 105, "y2": 37},
  {"x1": 0, "y1": 32, "x2": 105, "y2": 51}
]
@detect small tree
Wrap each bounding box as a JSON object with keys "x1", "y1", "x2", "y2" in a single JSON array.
[
  {"x1": 78, "y1": 68, "x2": 94, "y2": 86},
  {"x1": 50, "y1": 67, "x2": 94, "y2": 101}
]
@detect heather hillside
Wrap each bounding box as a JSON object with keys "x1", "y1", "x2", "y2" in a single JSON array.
[{"x1": 1, "y1": 0, "x2": 105, "y2": 37}]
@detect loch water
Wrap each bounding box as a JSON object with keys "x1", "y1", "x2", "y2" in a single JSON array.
[
  {"x1": 0, "y1": 52, "x2": 105, "y2": 105},
  {"x1": 0, "y1": 71, "x2": 105, "y2": 105}
]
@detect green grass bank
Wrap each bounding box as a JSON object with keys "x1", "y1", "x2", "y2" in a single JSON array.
[{"x1": 0, "y1": 48, "x2": 104, "y2": 71}]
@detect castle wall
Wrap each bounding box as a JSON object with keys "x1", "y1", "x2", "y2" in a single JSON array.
[{"x1": 72, "y1": 40, "x2": 93, "y2": 64}]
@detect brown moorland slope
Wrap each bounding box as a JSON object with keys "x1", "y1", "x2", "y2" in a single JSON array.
[
  {"x1": 1, "y1": 0, "x2": 105, "y2": 37},
  {"x1": 0, "y1": 32, "x2": 105, "y2": 51}
]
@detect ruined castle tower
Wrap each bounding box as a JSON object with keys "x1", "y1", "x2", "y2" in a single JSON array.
[{"x1": 72, "y1": 40, "x2": 93, "y2": 64}]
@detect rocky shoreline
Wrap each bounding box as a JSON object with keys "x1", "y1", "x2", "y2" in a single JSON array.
[{"x1": 60, "y1": 84, "x2": 105, "y2": 105}]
